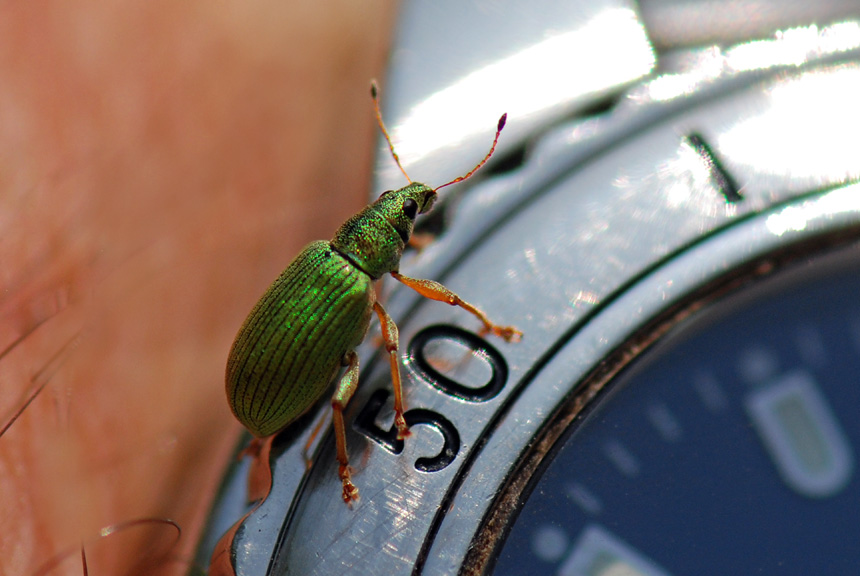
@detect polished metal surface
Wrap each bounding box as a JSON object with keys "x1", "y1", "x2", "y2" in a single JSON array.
[
  {"x1": 639, "y1": 0, "x2": 860, "y2": 47},
  {"x1": 201, "y1": 2, "x2": 860, "y2": 574}
]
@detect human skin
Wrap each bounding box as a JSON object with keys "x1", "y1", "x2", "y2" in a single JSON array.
[{"x1": 0, "y1": 1, "x2": 396, "y2": 574}]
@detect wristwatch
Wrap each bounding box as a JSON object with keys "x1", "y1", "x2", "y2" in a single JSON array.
[{"x1": 200, "y1": 1, "x2": 860, "y2": 574}]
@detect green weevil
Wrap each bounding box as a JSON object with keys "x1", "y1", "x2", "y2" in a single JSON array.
[{"x1": 225, "y1": 82, "x2": 521, "y2": 504}]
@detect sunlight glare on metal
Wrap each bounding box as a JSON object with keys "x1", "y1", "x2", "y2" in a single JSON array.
[
  {"x1": 727, "y1": 21, "x2": 860, "y2": 72},
  {"x1": 642, "y1": 47, "x2": 725, "y2": 102},
  {"x1": 718, "y1": 65, "x2": 860, "y2": 182},
  {"x1": 766, "y1": 187, "x2": 860, "y2": 237},
  {"x1": 389, "y1": 8, "x2": 655, "y2": 170},
  {"x1": 645, "y1": 20, "x2": 860, "y2": 104}
]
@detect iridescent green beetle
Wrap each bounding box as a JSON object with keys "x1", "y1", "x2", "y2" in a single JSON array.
[{"x1": 226, "y1": 83, "x2": 521, "y2": 504}]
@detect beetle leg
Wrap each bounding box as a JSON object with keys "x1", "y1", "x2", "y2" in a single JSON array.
[
  {"x1": 373, "y1": 301, "x2": 411, "y2": 440},
  {"x1": 391, "y1": 272, "x2": 523, "y2": 342},
  {"x1": 301, "y1": 409, "x2": 329, "y2": 471},
  {"x1": 245, "y1": 435, "x2": 276, "y2": 504},
  {"x1": 331, "y1": 351, "x2": 361, "y2": 504}
]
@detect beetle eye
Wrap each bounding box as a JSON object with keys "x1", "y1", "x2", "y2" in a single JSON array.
[{"x1": 403, "y1": 198, "x2": 419, "y2": 220}]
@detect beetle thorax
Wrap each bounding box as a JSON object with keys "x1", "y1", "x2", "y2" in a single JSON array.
[{"x1": 331, "y1": 183, "x2": 436, "y2": 279}]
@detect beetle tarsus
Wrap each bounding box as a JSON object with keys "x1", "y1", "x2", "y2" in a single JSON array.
[
  {"x1": 395, "y1": 414, "x2": 411, "y2": 440},
  {"x1": 340, "y1": 465, "x2": 360, "y2": 504},
  {"x1": 485, "y1": 323, "x2": 523, "y2": 343}
]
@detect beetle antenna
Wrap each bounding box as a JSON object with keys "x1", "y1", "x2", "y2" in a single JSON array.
[
  {"x1": 435, "y1": 113, "x2": 507, "y2": 192},
  {"x1": 371, "y1": 80, "x2": 411, "y2": 183}
]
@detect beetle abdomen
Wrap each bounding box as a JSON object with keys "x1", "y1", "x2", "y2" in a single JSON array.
[{"x1": 226, "y1": 240, "x2": 373, "y2": 437}]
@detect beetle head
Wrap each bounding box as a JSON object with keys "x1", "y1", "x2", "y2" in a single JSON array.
[{"x1": 372, "y1": 182, "x2": 435, "y2": 244}]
